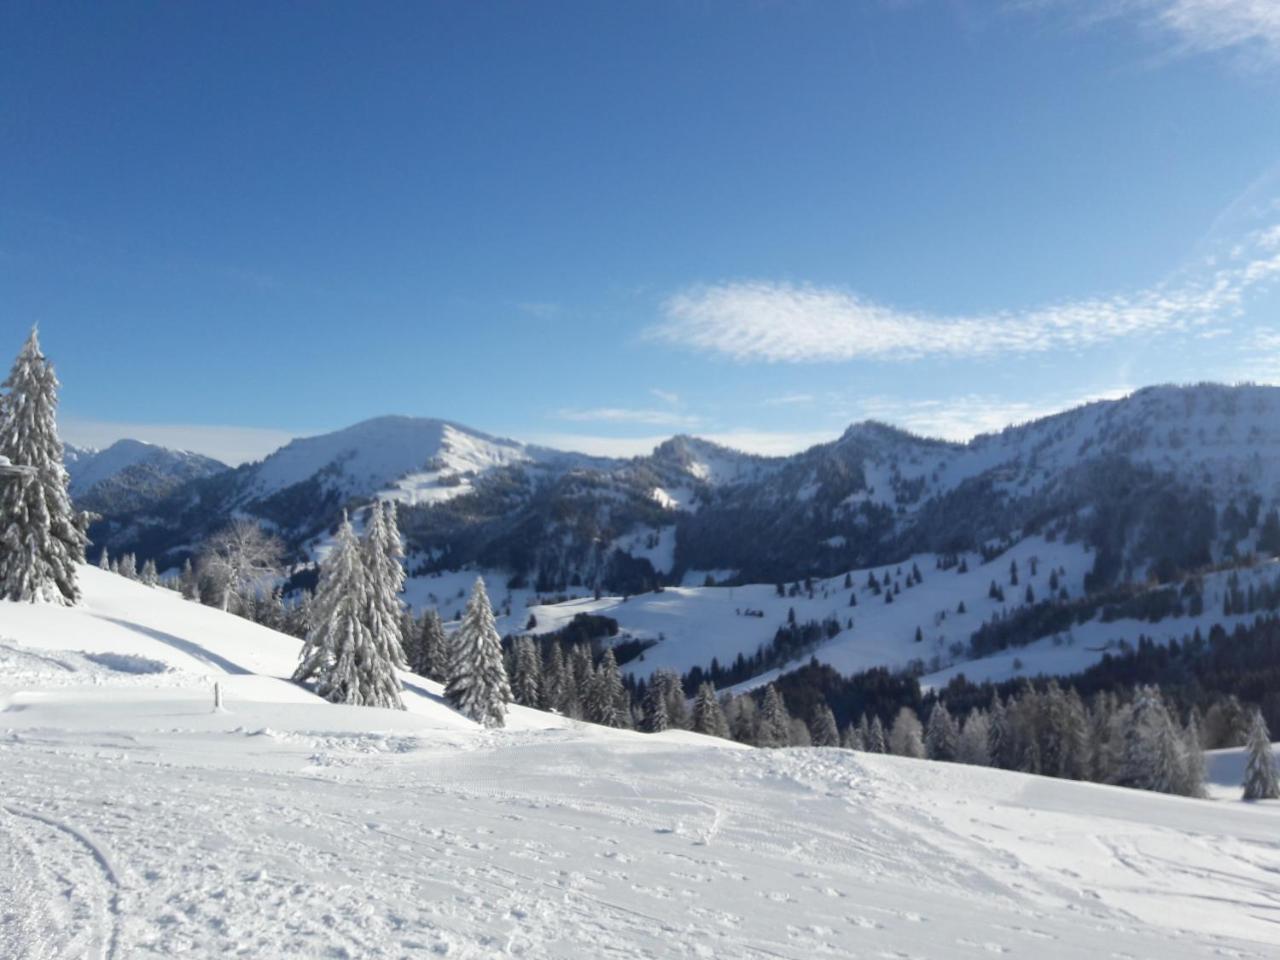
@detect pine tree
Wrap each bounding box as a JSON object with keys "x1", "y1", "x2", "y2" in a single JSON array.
[
  {"x1": 361, "y1": 501, "x2": 407, "y2": 674},
  {"x1": 655, "y1": 669, "x2": 688, "y2": 729},
  {"x1": 958, "y1": 711, "x2": 991, "y2": 766},
  {"x1": 445, "y1": 577, "x2": 512, "y2": 727},
  {"x1": 0, "y1": 329, "x2": 87, "y2": 605},
  {"x1": 119, "y1": 552, "x2": 137, "y2": 580},
  {"x1": 1242, "y1": 710, "x2": 1279, "y2": 801},
  {"x1": 889, "y1": 707, "x2": 925, "y2": 758},
  {"x1": 585, "y1": 648, "x2": 627, "y2": 728},
  {"x1": 412, "y1": 608, "x2": 448, "y2": 681},
  {"x1": 293, "y1": 513, "x2": 404, "y2": 709},
  {"x1": 179, "y1": 557, "x2": 199, "y2": 600},
  {"x1": 925, "y1": 702, "x2": 959, "y2": 761},
  {"x1": 810, "y1": 703, "x2": 840, "y2": 747},
  {"x1": 97, "y1": 548, "x2": 109, "y2": 570},
  {"x1": 510, "y1": 636, "x2": 542, "y2": 707},
  {"x1": 542, "y1": 640, "x2": 568, "y2": 712},
  {"x1": 757, "y1": 684, "x2": 791, "y2": 748},
  {"x1": 141, "y1": 558, "x2": 158, "y2": 586},
  {"x1": 691, "y1": 682, "x2": 729, "y2": 738},
  {"x1": 867, "y1": 715, "x2": 887, "y2": 753},
  {"x1": 643, "y1": 678, "x2": 670, "y2": 732}
]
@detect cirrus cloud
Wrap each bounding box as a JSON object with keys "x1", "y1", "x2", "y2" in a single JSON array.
[{"x1": 649, "y1": 225, "x2": 1280, "y2": 364}]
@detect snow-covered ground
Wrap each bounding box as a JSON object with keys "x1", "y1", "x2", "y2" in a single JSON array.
[{"x1": 3, "y1": 567, "x2": 1280, "y2": 958}]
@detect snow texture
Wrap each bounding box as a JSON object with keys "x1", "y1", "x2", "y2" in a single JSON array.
[{"x1": 2, "y1": 567, "x2": 1279, "y2": 957}]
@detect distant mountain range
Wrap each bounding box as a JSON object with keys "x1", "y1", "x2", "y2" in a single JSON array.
[
  {"x1": 73, "y1": 384, "x2": 1280, "y2": 595},
  {"x1": 63, "y1": 439, "x2": 228, "y2": 516}
]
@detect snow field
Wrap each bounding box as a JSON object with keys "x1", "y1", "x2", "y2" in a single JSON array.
[{"x1": 2, "y1": 565, "x2": 1280, "y2": 958}]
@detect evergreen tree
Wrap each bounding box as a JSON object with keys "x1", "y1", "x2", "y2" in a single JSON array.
[
  {"x1": 141, "y1": 558, "x2": 158, "y2": 586},
  {"x1": 757, "y1": 684, "x2": 791, "y2": 748},
  {"x1": 1242, "y1": 709, "x2": 1280, "y2": 801},
  {"x1": 642, "y1": 678, "x2": 670, "y2": 732},
  {"x1": 889, "y1": 707, "x2": 925, "y2": 758},
  {"x1": 510, "y1": 636, "x2": 542, "y2": 707},
  {"x1": 655, "y1": 669, "x2": 689, "y2": 729},
  {"x1": 413, "y1": 608, "x2": 448, "y2": 681},
  {"x1": 445, "y1": 577, "x2": 512, "y2": 727},
  {"x1": 691, "y1": 682, "x2": 729, "y2": 738},
  {"x1": 958, "y1": 711, "x2": 992, "y2": 766},
  {"x1": 542, "y1": 641, "x2": 569, "y2": 712},
  {"x1": 586, "y1": 648, "x2": 627, "y2": 728},
  {"x1": 97, "y1": 548, "x2": 109, "y2": 571},
  {"x1": 119, "y1": 552, "x2": 137, "y2": 580},
  {"x1": 867, "y1": 715, "x2": 888, "y2": 753},
  {"x1": 810, "y1": 703, "x2": 840, "y2": 747},
  {"x1": 293, "y1": 513, "x2": 404, "y2": 709},
  {"x1": 0, "y1": 329, "x2": 87, "y2": 605},
  {"x1": 179, "y1": 557, "x2": 199, "y2": 600},
  {"x1": 925, "y1": 702, "x2": 959, "y2": 761},
  {"x1": 361, "y1": 502, "x2": 407, "y2": 673}
]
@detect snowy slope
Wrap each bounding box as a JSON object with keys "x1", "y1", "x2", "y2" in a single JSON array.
[
  {"x1": 63, "y1": 439, "x2": 227, "y2": 503},
  {"x1": 246, "y1": 416, "x2": 555, "y2": 506},
  {"x1": 2, "y1": 572, "x2": 1278, "y2": 958}
]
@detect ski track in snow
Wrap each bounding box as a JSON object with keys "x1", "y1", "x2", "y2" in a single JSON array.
[
  {"x1": 4, "y1": 727, "x2": 1279, "y2": 959},
  {"x1": 2, "y1": 804, "x2": 121, "y2": 960}
]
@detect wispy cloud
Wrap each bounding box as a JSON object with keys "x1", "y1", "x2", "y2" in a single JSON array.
[
  {"x1": 1078, "y1": 0, "x2": 1280, "y2": 64},
  {"x1": 650, "y1": 224, "x2": 1280, "y2": 363},
  {"x1": 59, "y1": 418, "x2": 306, "y2": 466},
  {"x1": 650, "y1": 388, "x2": 681, "y2": 406},
  {"x1": 554, "y1": 407, "x2": 703, "y2": 429}
]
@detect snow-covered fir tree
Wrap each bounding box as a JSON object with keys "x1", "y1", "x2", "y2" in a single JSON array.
[
  {"x1": 360, "y1": 500, "x2": 408, "y2": 675},
  {"x1": 1242, "y1": 709, "x2": 1279, "y2": 801},
  {"x1": 691, "y1": 682, "x2": 729, "y2": 738},
  {"x1": 958, "y1": 711, "x2": 991, "y2": 766},
  {"x1": 586, "y1": 648, "x2": 628, "y2": 728},
  {"x1": 867, "y1": 715, "x2": 888, "y2": 753},
  {"x1": 97, "y1": 548, "x2": 109, "y2": 570},
  {"x1": 410, "y1": 608, "x2": 448, "y2": 681},
  {"x1": 0, "y1": 329, "x2": 87, "y2": 604},
  {"x1": 889, "y1": 707, "x2": 925, "y2": 758},
  {"x1": 541, "y1": 641, "x2": 568, "y2": 712},
  {"x1": 810, "y1": 703, "x2": 840, "y2": 747},
  {"x1": 925, "y1": 702, "x2": 959, "y2": 761},
  {"x1": 642, "y1": 677, "x2": 670, "y2": 732},
  {"x1": 119, "y1": 552, "x2": 137, "y2": 580},
  {"x1": 141, "y1": 558, "x2": 158, "y2": 586},
  {"x1": 757, "y1": 684, "x2": 791, "y2": 748},
  {"x1": 293, "y1": 513, "x2": 404, "y2": 709},
  {"x1": 445, "y1": 577, "x2": 512, "y2": 727},
  {"x1": 510, "y1": 636, "x2": 542, "y2": 707}
]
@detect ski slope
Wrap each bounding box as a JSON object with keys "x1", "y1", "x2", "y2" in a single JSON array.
[{"x1": 3, "y1": 567, "x2": 1280, "y2": 958}]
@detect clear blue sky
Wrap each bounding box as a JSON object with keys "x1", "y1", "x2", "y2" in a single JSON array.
[{"x1": 3, "y1": 1, "x2": 1279, "y2": 463}]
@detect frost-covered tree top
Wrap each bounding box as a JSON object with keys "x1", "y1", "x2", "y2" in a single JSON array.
[
  {"x1": 1243, "y1": 710, "x2": 1279, "y2": 802},
  {"x1": 0, "y1": 328, "x2": 86, "y2": 604},
  {"x1": 294, "y1": 512, "x2": 404, "y2": 710},
  {"x1": 446, "y1": 576, "x2": 511, "y2": 728},
  {"x1": 361, "y1": 501, "x2": 407, "y2": 672}
]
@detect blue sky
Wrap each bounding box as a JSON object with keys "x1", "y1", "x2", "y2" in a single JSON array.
[{"x1": 3, "y1": 1, "x2": 1280, "y2": 464}]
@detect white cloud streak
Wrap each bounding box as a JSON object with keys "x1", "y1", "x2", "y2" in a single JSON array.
[
  {"x1": 1118, "y1": 0, "x2": 1280, "y2": 61},
  {"x1": 651, "y1": 226, "x2": 1280, "y2": 363}
]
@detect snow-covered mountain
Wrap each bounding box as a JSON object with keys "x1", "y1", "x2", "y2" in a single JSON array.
[
  {"x1": 63, "y1": 439, "x2": 228, "y2": 515},
  {"x1": 2, "y1": 568, "x2": 1277, "y2": 959},
  {"x1": 84, "y1": 383, "x2": 1280, "y2": 599}
]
